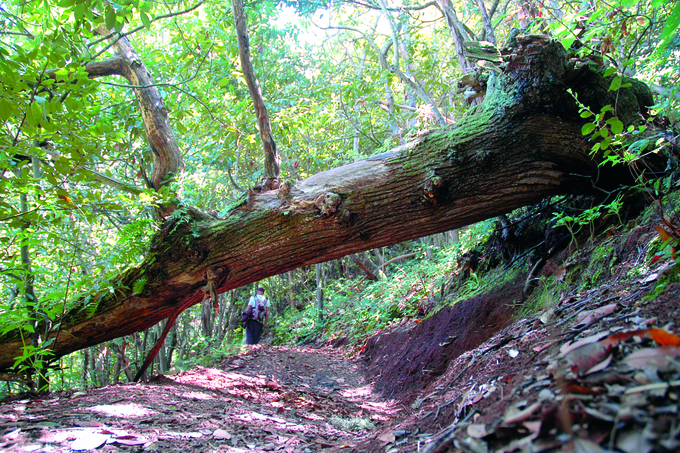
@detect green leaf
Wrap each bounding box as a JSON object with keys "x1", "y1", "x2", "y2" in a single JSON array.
[
  {"x1": 0, "y1": 98, "x2": 12, "y2": 121},
  {"x1": 581, "y1": 123, "x2": 596, "y2": 135},
  {"x1": 580, "y1": 110, "x2": 593, "y2": 118},
  {"x1": 607, "y1": 118, "x2": 624, "y2": 135},
  {"x1": 655, "y1": 2, "x2": 680, "y2": 54},
  {"x1": 30, "y1": 101, "x2": 43, "y2": 125},
  {"x1": 608, "y1": 76, "x2": 622, "y2": 92},
  {"x1": 628, "y1": 139, "x2": 649, "y2": 155},
  {"x1": 132, "y1": 278, "x2": 147, "y2": 294},
  {"x1": 561, "y1": 37, "x2": 575, "y2": 51},
  {"x1": 603, "y1": 67, "x2": 617, "y2": 77},
  {"x1": 105, "y1": 6, "x2": 116, "y2": 30},
  {"x1": 140, "y1": 11, "x2": 151, "y2": 29}
]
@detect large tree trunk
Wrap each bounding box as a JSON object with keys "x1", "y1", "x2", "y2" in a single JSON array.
[{"x1": 0, "y1": 37, "x2": 653, "y2": 372}]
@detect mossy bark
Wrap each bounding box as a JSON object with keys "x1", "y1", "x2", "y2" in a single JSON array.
[{"x1": 0, "y1": 37, "x2": 653, "y2": 372}]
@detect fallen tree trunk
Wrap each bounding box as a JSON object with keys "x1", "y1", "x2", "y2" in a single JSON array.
[{"x1": 0, "y1": 37, "x2": 652, "y2": 372}]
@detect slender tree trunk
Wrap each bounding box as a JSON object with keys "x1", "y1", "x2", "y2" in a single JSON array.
[
  {"x1": 81, "y1": 349, "x2": 89, "y2": 387},
  {"x1": 315, "y1": 263, "x2": 324, "y2": 322},
  {"x1": 89, "y1": 26, "x2": 184, "y2": 198},
  {"x1": 437, "y1": 0, "x2": 475, "y2": 73},
  {"x1": 349, "y1": 253, "x2": 382, "y2": 281},
  {"x1": 476, "y1": 0, "x2": 497, "y2": 44},
  {"x1": 232, "y1": 0, "x2": 279, "y2": 189}
]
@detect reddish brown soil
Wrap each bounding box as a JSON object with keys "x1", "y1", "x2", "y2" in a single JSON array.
[
  {"x1": 362, "y1": 279, "x2": 522, "y2": 401},
  {"x1": 2, "y1": 220, "x2": 680, "y2": 453}
]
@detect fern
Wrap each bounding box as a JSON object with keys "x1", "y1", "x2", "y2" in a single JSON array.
[
  {"x1": 132, "y1": 278, "x2": 147, "y2": 295},
  {"x1": 81, "y1": 293, "x2": 101, "y2": 319}
]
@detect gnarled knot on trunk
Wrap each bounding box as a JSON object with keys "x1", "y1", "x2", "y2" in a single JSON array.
[
  {"x1": 422, "y1": 175, "x2": 444, "y2": 206},
  {"x1": 278, "y1": 180, "x2": 292, "y2": 199},
  {"x1": 200, "y1": 267, "x2": 227, "y2": 315},
  {"x1": 315, "y1": 192, "x2": 342, "y2": 218},
  {"x1": 261, "y1": 177, "x2": 280, "y2": 191}
]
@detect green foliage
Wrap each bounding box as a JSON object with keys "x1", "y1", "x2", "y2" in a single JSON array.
[
  {"x1": 551, "y1": 195, "x2": 624, "y2": 248},
  {"x1": 272, "y1": 221, "x2": 498, "y2": 346}
]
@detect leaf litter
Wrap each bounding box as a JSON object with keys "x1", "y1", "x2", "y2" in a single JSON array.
[{"x1": 1, "y1": 225, "x2": 680, "y2": 452}]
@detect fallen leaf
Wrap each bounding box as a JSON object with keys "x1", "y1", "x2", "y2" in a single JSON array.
[
  {"x1": 563, "y1": 383, "x2": 600, "y2": 395},
  {"x1": 584, "y1": 353, "x2": 613, "y2": 375},
  {"x1": 616, "y1": 428, "x2": 653, "y2": 453},
  {"x1": 112, "y1": 436, "x2": 147, "y2": 446},
  {"x1": 213, "y1": 429, "x2": 232, "y2": 440},
  {"x1": 71, "y1": 433, "x2": 109, "y2": 451},
  {"x1": 502, "y1": 401, "x2": 542, "y2": 425},
  {"x1": 377, "y1": 431, "x2": 395, "y2": 445},
  {"x1": 533, "y1": 343, "x2": 552, "y2": 353},
  {"x1": 622, "y1": 346, "x2": 680, "y2": 371},
  {"x1": 564, "y1": 341, "x2": 613, "y2": 375},
  {"x1": 523, "y1": 420, "x2": 542, "y2": 433},
  {"x1": 583, "y1": 406, "x2": 615, "y2": 422},
  {"x1": 508, "y1": 349, "x2": 520, "y2": 358},
  {"x1": 624, "y1": 380, "x2": 680, "y2": 394},
  {"x1": 574, "y1": 303, "x2": 618, "y2": 327},
  {"x1": 642, "y1": 272, "x2": 659, "y2": 283},
  {"x1": 315, "y1": 439, "x2": 335, "y2": 448},
  {"x1": 649, "y1": 328, "x2": 680, "y2": 346},
  {"x1": 467, "y1": 423, "x2": 488, "y2": 438},
  {"x1": 656, "y1": 225, "x2": 673, "y2": 242},
  {"x1": 655, "y1": 225, "x2": 678, "y2": 260},
  {"x1": 559, "y1": 332, "x2": 610, "y2": 357},
  {"x1": 573, "y1": 437, "x2": 612, "y2": 452}
]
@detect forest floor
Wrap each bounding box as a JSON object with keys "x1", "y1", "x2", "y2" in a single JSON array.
[{"x1": 2, "y1": 220, "x2": 680, "y2": 452}]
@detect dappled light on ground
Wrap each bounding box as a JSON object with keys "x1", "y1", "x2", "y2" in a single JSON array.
[
  {"x1": 2, "y1": 220, "x2": 680, "y2": 452},
  {"x1": 89, "y1": 402, "x2": 158, "y2": 418}
]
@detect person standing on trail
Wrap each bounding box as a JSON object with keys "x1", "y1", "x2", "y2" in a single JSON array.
[{"x1": 244, "y1": 287, "x2": 270, "y2": 345}]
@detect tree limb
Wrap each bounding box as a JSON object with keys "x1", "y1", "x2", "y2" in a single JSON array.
[
  {"x1": 378, "y1": 0, "x2": 448, "y2": 127},
  {"x1": 94, "y1": 25, "x2": 184, "y2": 197},
  {"x1": 78, "y1": 167, "x2": 146, "y2": 195},
  {"x1": 88, "y1": 1, "x2": 206, "y2": 60},
  {"x1": 381, "y1": 253, "x2": 417, "y2": 270},
  {"x1": 232, "y1": 0, "x2": 280, "y2": 190}
]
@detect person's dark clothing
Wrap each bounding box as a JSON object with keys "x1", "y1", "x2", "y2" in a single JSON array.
[{"x1": 245, "y1": 319, "x2": 264, "y2": 344}]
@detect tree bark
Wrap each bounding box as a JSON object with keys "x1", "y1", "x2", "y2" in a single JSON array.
[
  {"x1": 89, "y1": 27, "x2": 184, "y2": 197},
  {"x1": 0, "y1": 38, "x2": 653, "y2": 372},
  {"x1": 437, "y1": 0, "x2": 475, "y2": 73},
  {"x1": 232, "y1": 0, "x2": 280, "y2": 190},
  {"x1": 349, "y1": 253, "x2": 382, "y2": 281}
]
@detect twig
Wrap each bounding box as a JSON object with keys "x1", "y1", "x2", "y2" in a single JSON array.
[{"x1": 89, "y1": 1, "x2": 205, "y2": 59}]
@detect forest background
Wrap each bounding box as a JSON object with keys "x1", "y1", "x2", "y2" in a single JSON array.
[{"x1": 0, "y1": 0, "x2": 678, "y2": 393}]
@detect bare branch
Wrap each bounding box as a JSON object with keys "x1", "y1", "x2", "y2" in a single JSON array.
[
  {"x1": 378, "y1": 0, "x2": 448, "y2": 127},
  {"x1": 88, "y1": 1, "x2": 205, "y2": 60},
  {"x1": 78, "y1": 167, "x2": 146, "y2": 195}
]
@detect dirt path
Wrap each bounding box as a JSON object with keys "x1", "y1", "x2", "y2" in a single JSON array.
[
  {"x1": 2, "y1": 222, "x2": 680, "y2": 452},
  {"x1": 0, "y1": 346, "x2": 403, "y2": 452}
]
